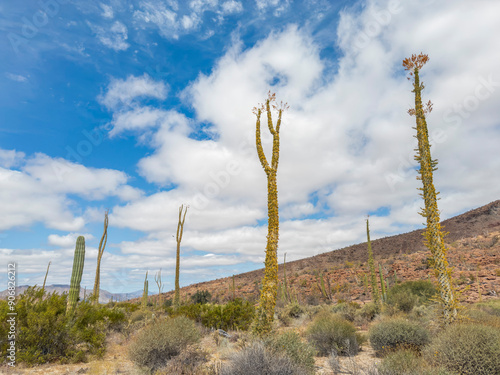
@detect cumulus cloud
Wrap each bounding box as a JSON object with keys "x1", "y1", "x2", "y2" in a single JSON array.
[
  {"x1": 0, "y1": 149, "x2": 25, "y2": 168},
  {"x1": 0, "y1": 151, "x2": 141, "y2": 231},
  {"x1": 99, "y1": 74, "x2": 168, "y2": 110},
  {"x1": 48, "y1": 233, "x2": 95, "y2": 247},
  {"x1": 107, "y1": 1, "x2": 500, "y2": 287}
]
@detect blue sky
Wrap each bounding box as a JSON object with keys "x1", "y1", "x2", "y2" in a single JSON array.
[{"x1": 1, "y1": 0, "x2": 500, "y2": 295}]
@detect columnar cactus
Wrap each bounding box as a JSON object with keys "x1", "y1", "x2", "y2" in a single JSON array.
[
  {"x1": 366, "y1": 217, "x2": 380, "y2": 305},
  {"x1": 252, "y1": 92, "x2": 287, "y2": 335},
  {"x1": 92, "y1": 210, "x2": 108, "y2": 305},
  {"x1": 67, "y1": 236, "x2": 85, "y2": 313},
  {"x1": 142, "y1": 271, "x2": 149, "y2": 309},
  {"x1": 174, "y1": 204, "x2": 188, "y2": 308},
  {"x1": 403, "y1": 53, "x2": 458, "y2": 324}
]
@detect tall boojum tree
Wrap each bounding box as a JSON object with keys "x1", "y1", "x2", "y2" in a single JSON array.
[
  {"x1": 403, "y1": 53, "x2": 458, "y2": 324},
  {"x1": 92, "y1": 210, "x2": 108, "y2": 305},
  {"x1": 366, "y1": 217, "x2": 380, "y2": 306},
  {"x1": 174, "y1": 204, "x2": 188, "y2": 308},
  {"x1": 252, "y1": 92, "x2": 287, "y2": 334}
]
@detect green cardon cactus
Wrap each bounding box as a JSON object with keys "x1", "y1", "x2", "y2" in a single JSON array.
[{"x1": 67, "y1": 236, "x2": 85, "y2": 313}]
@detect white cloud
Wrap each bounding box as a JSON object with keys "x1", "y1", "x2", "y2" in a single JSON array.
[
  {"x1": 89, "y1": 20, "x2": 129, "y2": 51},
  {"x1": 100, "y1": 3, "x2": 114, "y2": 18},
  {"x1": 48, "y1": 233, "x2": 95, "y2": 247},
  {"x1": 109, "y1": 107, "x2": 169, "y2": 137},
  {"x1": 5, "y1": 73, "x2": 28, "y2": 82},
  {"x1": 0, "y1": 149, "x2": 25, "y2": 168},
  {"x1": 0, "y1": 152, "x2": 142, "y2": 231},
  {"x1": 221, "y1": 0, "x2": 243, "y2": 14},
  {"x1": 99, "y1": 74, "x2": 168, "y2": 110},
  {"x1": 134, "y1": 1, "x2": 180, "y2": 39},
  {"x1": 24, "y1": 154, "x2": 141, "y2": 201},
  {"x1": 255, "y1": 0, "x2": 290, "y2": 15}
]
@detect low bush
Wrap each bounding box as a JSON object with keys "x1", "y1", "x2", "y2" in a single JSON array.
[
  {"x1": 386, "y1": 280, "x2": 436, "y2": 313},
  {"x1": 191, "y1": 290, "x2": 212, "y2": 304},
  {"x1": 157, "y1": 345, "x2": 209, "y2": 375},
  {"x1": 0, "y1": 287, "x2": 125, "y2": 366},
  {"x1": 278, "y1": 303, "x2": 305, "y2": 326},
  {"x1": 369, "y1": 318, "x2": 430, "y2": 355},
  {"x1": 377, "y1": 350, "x2": 453, "y2": 375},
  {"x1": 265, "y1": 331, "x2": 316, "y2": 374},
  {"x1": 377, "y1": 350, "x2": 422, "y2": 375},
  {"x1": 306, "y1": 311, "x2": 360, "y2": 356},
  {"x1": 128, "y1": 309, "x2": 151, "y2": 324},
  {"x1": 220, "y1": 342, "x2": 310, "y2": 375},
  {"x1": 357, "y1": 302, "x2": 380, "y2": 321},
  {"x1": 128, "y1": 315, "x2": 201, "y2": 373},
  {"x1": 331, "y1": 302, "x2": 360, "y2": 322},
  {"x1": 423, "y1": 323, "x2": 500, "y2": 375},
  {"x1": 465, "y1": 308, "x2": 500, "y2": 328},
  {"x1": 168, "y1": 298, "x2": 255, "y2": 331}
]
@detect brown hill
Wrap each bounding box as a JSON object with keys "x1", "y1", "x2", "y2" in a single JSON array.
[{"x1": 142, "y1": 200, "x2": 500, "y2": 306}]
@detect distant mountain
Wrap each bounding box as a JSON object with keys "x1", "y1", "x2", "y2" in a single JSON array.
[{"x1": 0, "y1": 284, "x2": 144, "y2": 303}]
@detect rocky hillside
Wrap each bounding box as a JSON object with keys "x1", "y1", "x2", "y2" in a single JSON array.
[{"x1": 147, "y1": 200, "x2": 500, "y2": 305}]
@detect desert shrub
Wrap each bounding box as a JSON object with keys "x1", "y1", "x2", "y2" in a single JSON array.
[
  {"x1": 356, "y1": 302, "x2": 380, "y2": 321},
  {"x1": 114, "y1": 301, "x2": 140, "y2": 313},
  {"x1": 1, "y1": 287, "x2": 124, "y2": 366},
  {"x1": 473, "y1": 299, "x2": 500, "y2": 317},
  {"x1": 465, "y1": 307, "x2": 500, "y2": 328},
  {"x1": 220, "y1": 342, "x2": 310, "y2": 375},
  {"x1": 129, "y1": 309, "x2": 151, "y2": 324},
  {"x1": 377, "y1": 350, "x2": 453, "y2": 375},
  {"x1": 386, "y1": 291, "x2": 419, "y2": 313},
  {"x1": 157, "y1": 345, "x2": 209, "y2": 375},
  {"x1": 331, "y1": 302, "x2": 360, "y2": 322},
  {"x1": 306, "y1": 312, "x2": 360, "y2": 356},
  {"x1": 168, "y1": 298, "x2": 255, "y2": 331},
  {"x1": 128, "y1": 316, "x2": 201, "y2": 372},
  {"x1": 191, "y1": 290, "x2": 212, "y2": 304},
  {"x1": 278, "y1": 303, "x2": 304, "y2": 326},
  {"x1": 377, "y1": 350, "x2": 422, "y2": 375},
  {"x1": 369, "y1": 318, "x2": 430, "y2": 355},
  {"x1": 423, "y1": 323, "x2": 500, "y2": 375},
  {"x1": 386, "y1": 280, "x2": 436, "y2": 313},
  {"x1": 287, "y1": 302, "x2": 305, "y2": 318},
  {"x1": 265, "y1": 331, "x2": 316, "y2": 374},
  {"x1": 278, "y1": 309, "x2": 292, "y2": 326}
]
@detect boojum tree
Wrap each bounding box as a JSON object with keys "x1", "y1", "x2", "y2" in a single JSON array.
[
  {"x1": 366, "y1": 217, "x2": 380, "y2": 306},
  {"x1": 174, "y1": 204, "x2": 188, "y2": 308},
  {"x1": 403, "y1": 53, "x2": 458, "y2": 324},
  {"x1": 252, "y1": 92, "x2": 288, "y2": 334},
  {"x1": 92, "y1": 210, "x2": 108, "y2": 305}
]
